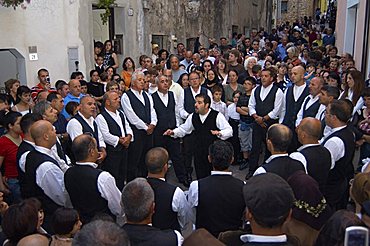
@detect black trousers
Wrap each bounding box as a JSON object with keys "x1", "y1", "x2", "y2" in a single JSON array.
[
  {"x1": 182, "y1": 133, "x2": 195, "y2": 176},
  {"x1": 194, "y1": 146, "x2": 212, "y2": 180},
  {"x1": 127, "y1": 129, "x2": 153, "y2": 182},
  {"x1": 153, "y1": 133, "x2": 186, "y2": 182},
  {"x1": 102, "y1": 147, "x2": 128, "y2": 190},
  {"x1": 228, "y1": 118, "x2": 241, "y2": 161}
]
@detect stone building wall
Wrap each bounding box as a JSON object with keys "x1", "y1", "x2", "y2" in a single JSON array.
[{"x1": 280, "y1": 0, "x2": 314, "y2": 25}]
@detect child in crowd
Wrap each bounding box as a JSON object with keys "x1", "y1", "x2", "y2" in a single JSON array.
[
  {"x1": 65, "y1": 101, "x2": 79, "y2": 119},
  {"x1": 227, "y1": 90, "x2": 241, "y2": 164},
  {"x1": 79, "y1": 80, "x2": 88, "y2": 95},
  {"x1": 94, "y1": 54, "x2": 105, "y2": 76},
  {"x1": 210, "y1": 85, "x2": 227, "y2": 119},
  {"x1": 236, "y1": 77, "x2": 256, "y2": 170},
  {"x1": 304, "y1": 63, "x2": 316, "y2": 84},
  {"x1": 51, "y1": 208, "x2": 82, "y2": 246}
]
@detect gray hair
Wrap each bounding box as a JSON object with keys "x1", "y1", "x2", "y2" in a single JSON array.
[
  {"x1": 244, "y1": 56, "x2": 257, "y2": 70},
  {"x1": 121, "y1": 178, "x2": 154, "y2": 223},
  {"x1": 155, "y1": 74, "x2": 167, "y2": 85},
  {"x1": 73, "y1": 220, "x2": 130, "y2": 246},
  {"x1": 131, "y1": 71, "x2": 145, "y2": 84},
  {"x1": 33, "y1": 101, "x2": 52, "y2": 117}
]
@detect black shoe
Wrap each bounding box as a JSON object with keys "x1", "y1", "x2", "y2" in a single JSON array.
[
  {"x1": 245, "y1": 172, "x2": 253, "y2": 180},
  {"x1": 239, "y1": 160, "x2": 249, "y2": 170}
]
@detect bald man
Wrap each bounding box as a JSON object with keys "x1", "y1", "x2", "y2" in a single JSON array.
[
  {"x1": 253, "y1": 124, "x2": 305, "y2": 180},
  {"x1": 17, "y1": 234, "x2": 50, "y2": 246},
  {"x1": 290, "y1": 117, "x2": 331, "y2": 193},
  {"x1": 24, "y1": 120, "x2": 70, "y2": 232},
  {"x1": 62, "y1": 79, "x2": 85, "y2": 119},
  {"x1": 280, "y1": 65, "x2": 309, "y2": 152}
]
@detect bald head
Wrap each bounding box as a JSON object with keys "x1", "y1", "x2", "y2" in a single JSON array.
[
  {"x1": 68, "y1": 79, "x2": 81, "y2": 97},
  {"x1": 298, "y1": 117, "x2": 322, "y2": 140},
  {"x1": 291, "y1": 65, "x2": 305, "y2": 85},
  {"x1": 30, "y1": 120, "x2": 56, "y2": 148},
  {"x1": 145, "y1": 147, "x2": 169, "y2": 174},
  {"x1": 17, "y1": 234, "x2": 50, "y2": 246},
  {"x1": 267, "y1": 124, "x2": 292, "y2": 153}
]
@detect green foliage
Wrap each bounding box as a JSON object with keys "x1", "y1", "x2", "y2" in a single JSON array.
[
  {"x1": 97, "y1": 0, "x2": 117, "y2": 25},
  {"x1": 0, "y1": 0, "x2": 30, "y2": 9}
]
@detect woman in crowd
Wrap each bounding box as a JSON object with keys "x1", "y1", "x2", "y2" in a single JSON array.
[
  {"x1": 50, "y1": 208, "x2": 81, "y2": 246},
  {"x1": 202, "y1": 60, "x2": 214, "y2": 77},
  {"x1": 340, "y1": 70, "x2": 365, "y2": 115},
  {"x1": 121, "y1": 57, "x2": 135, "y2": 90},
  {"x1": 287, "y1": 46, "x2": 301, "y2": 66},
  {"x1": 276, "y1": 63, "x2": 289, "y2": 91},
  {"x1": 223, "y1": 69, "x2": 244, "y2": 105},
  {"x1": 216, "y1": 58, "x2": 228, "y2": 85},
  {"x1": 4, "y1": 79, "x2": 20, "y2": 107},
  {"x1": 102, "y1": 40, "x2": 118, "y2": 70},
  {"x1": 11, "y1": 86, "x2": 33, "y2": 116},
  {"x1": 244, "y1": 56, "x2": 257, "y2": 77},
  {"x1": 105, "y1": 66, "x2": 115, "y2": 82},
  {"x1": 177, "y1": 73, "x2": 189, "y2": 89}
]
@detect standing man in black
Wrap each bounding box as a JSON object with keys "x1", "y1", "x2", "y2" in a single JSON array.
[
  {"x1": 146, "y1": 147, "x2": 190, "y2": 233},
  {"x1": 64, "y1": 134, "x2": 122, "y2": 224},
  {"x1": 96, "y1": 91, "x2": 133, "y2": 189},
  {"x1": 247, "y1": 67, "x2": 284, "y2": 179},
  {"x1": 121, "y1": 71, "x2": 157, "y2": 181},
  {"x1": 151, "y1": 74, "x2": 187, "y2": 186},
  {"x1": 164, "y1": 94, "x2": 232, "y2": 179},
  {"x1": 321, "y1": 100, "x2": 356, "y2": 210},
  {"x1": 187, "y1": 140, "x2": 245, "y2": 237}
]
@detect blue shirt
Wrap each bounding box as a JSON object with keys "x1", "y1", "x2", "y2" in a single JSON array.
[
  {"x1": 277, "y1": 44, "x2": 287, "y2": 61},
  {"x1": 61, "y1": 93, "x2": 85, "y2": 119}
]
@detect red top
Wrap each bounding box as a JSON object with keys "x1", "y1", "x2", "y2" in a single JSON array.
[{"x1": 0, "y1": 136, "x2": 19, "y2": 178}]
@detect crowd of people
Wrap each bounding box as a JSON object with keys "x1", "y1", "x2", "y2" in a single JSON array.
[{"x1": 0, "y1": 18, "x2": 369, "y2": 245}]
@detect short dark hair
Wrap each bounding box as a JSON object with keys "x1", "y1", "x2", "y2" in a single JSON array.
[
  {"x1": 65, "y1": 101, "x2": 79, "y2": 117},
  {"x1": 20, "y1": 113, "x2": 42, "y2": 134},
  {"x1": 195, "y1": 93, "x2": 211, "y2": 107},
  {"x1": 16, "y1": 85, "x2": 31, "y2": 104},
  {"x1": 55, "y1": 80, "x2": 67, "y2": 90},
  {"x1": 328, "y1": 99, "x2": 352, "y2": 123},
  {"x1": 37, "y1": 68, "x2": 48, "y2": 76},
  {"x1": 211, "y1": 85, "x2": 222, "y2": 94},
  {"x1": 46, "y1": 91, "x2": 60, "y2": 102},
  {"x1": 79, "y1": 80, "x2": 88, "y2": 87},
  {"x1": 0, "y1": 110, "x2": 22, "y2": 130},
  {"x1": 73, "y1": 220, "x2": 129, "y2": 246},
  {"x1": 362, "y1": 87, "x2": 370, "y2": 98},
  {"x1": 72, "y1": 134, "x2": 97, "y2": 162},
  {"x1": 89, "y1": 69, "x2": 99, "y2": 78},
  {"x1": 94, "y1": 41, "x2": 103, "y2": 49},
  {"x1": 244, "y1": 76, "x2": 257, "y2": 85},
  {"x1": 70, "y1": 71, "x2": 84, "y2": 80},
  {"x1": 262, "y1": 67, "x2": 277, "y2": 80},
  {"x1": 321, "y1": 85, "x2": 340, "y2": 99},
  {"x1": 145, "y1": 147, "x2": 169, "y2": 174},
  {"x1": 52, "y1": 208, "x2": 79, "y2": 235},
  {"x1": 208, "y1": 140, "x2": 234, "y2": 170},
  {"x1": 267, "y1": 124, "x2": 292, "y2": 152}
]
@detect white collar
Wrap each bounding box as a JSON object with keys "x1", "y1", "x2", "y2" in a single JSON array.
[
  {"x1": 297, "y1": 143, "x2": 320, "y2": 151},
  {"x1": 265, "y1": 153, "x2": 289, "y2": 163},
  {"x1": 240, "y1": 234, "x2": 287, "y2": 243},
  {"x1": 211, "y1": 171, "x2": 232, "y2": 175},
  {"x1": 75, "y1": 162, "x2": 98, "y2": 168}
]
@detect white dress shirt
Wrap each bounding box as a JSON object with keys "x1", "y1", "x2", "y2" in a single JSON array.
[
  {"x1": 172, "y1": 110, "x2": 233, "y2": 140},
  {"x1": 321, "y1": 125, "x2": 347, "y2": 169},
  {"x1": 289, "y1": 144, "x2": 321, "y2": 172},
  {"x1": 340, "y1": 89, "x2": 364, "y2": 116},
  {"x1": 155, "y1": 91, "x2": 182, "y2": 127},
  {"x1": 248, "y1": 84, "x2": 283, "y2": 119},
  {"x1": 227, "y1": 103, "x2": 240, "y2": 121},
  {"x1": 240, "y1": 234, "x2": 287, "y2": 243},
  {"x1": 66, "y1": 112, "x2": 106, "y2": 148},
  {"x1": 295, "y1": 94, "x2": 320, "y2": 127},
  {"x1": 169, "y1": 81, "x2": 183, "y2": 102},
  {"x1": 211, "y1": 101, "x2": 228, "y2": 120},
  {"x1": 178, "y1": 87, "x2": 213, "y2": 120},
  {"x1": 95, "y1": 109, "x2": 134, "y2": 147},
  {"x1": 121, "y1": 89, "x2": 157, "y2": 131},
  {"x1": 75, "y1": 162, "x2": 122, "y2": 216},
  {"x1": 279, "y1": 84, "x2": 307, "y2": 123},
  {"x1": 33, "y1": 145, "x2": 71, "y2": 207}
]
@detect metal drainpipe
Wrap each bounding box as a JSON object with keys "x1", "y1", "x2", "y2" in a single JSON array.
[{"x1": 361, "y1": 0, "x2": 370, "y2": 74}]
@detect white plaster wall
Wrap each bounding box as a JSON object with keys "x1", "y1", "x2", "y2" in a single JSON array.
[{"x1": 0, "y1": 0, "x2": 90, "y2": 87}]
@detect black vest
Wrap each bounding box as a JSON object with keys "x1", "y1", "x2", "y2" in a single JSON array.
[
  {"x1": 16, "y1": 141, "x2": 35, "y2": 197},
  {"x1": 147, "y1": 178, "x2": 180, "y2": 231},
  {"x1": 197, "y1": 174, "x2": 245, "y2": 237},
  {"x1": 73, "y1": 113, "x2": 100, "y2": 148},
  {"x1": 192, "y1": 109, "x2": 220, "y2": 149},
  {"x1": 184, "y1": 87, "x2": 208, "y2": 114},
  {"x1": 23, "y1": 150, "x2": 61, "y2": 214},
  {"x1": 126, "y1": 90, "x2": 151, "y2": 127},
  {"x1": 255, "y1": 85, "x2": 279, "y2": 126},
  {"x1": 122, "y1": 224, "x2": 178, "y2": 246},
  {"x1": 300, "y1": 145, "x2": 331, "y2": 193},
  {"x1": 152, "y1": 91, "x2": 177, "y2": 133},
  {"x1": 262, "y1": 156, "x2": 305, "y2": 180},
  {"x1": 64, "y1": 164, "x2": 111, "y2": 224},
  {"x1": 282, "y1": 85, "x2": 309, "y2": 129},
  {"x1": 100, "y1": 109, "x2": 127, "y2": 152},
  {"x1": 302, "y1": 96, "x2": 321, "y2": 118},
  {"x1": 322, "y1": 127, "x2": 355, "y2": 186}
]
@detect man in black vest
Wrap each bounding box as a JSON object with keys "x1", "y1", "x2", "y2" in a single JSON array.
[
  {"x1": 122, "y1": 178, "x2": 183, "y2": 245},
  {"x1": 187, "y1": 140, "x2": 245, "y2": 237},
  {"x1": 152, "y1": 75, "x2": 188, "y2": 186},
  {"x1": 33, "y1": 101, "x2": 71, "y2": 172},
  {"x1": 240, "y1": 173, "x2": 296, "y2": 245},
  {"x1": 280, "y1": 65, "x2": 309, "y2": 152},
  {"x1": 317, "y1": 85, "x2": 340, "y2": 137},
  {"x1": 146, "y1": 147, "x2": 190, "y2": 232},
  {"x1": 295, "y1": 76, "x2": 324, "y2": 127},
  {"x1": 254, "y1": 124, "x2": 305, "y2": 180},
  {"x1": 66, "y1": 95, "x2": 107, "y2": 164},
  {"x1": 24, "y1": 120, "x2": 70, "y2": 232},
  {"x1": 164, "y1": 94, "x2": 232, "y2": 179},
  {"x1": 96, "y1": 91, "x2": 133, "y2": 189},
  {"x1": 17, "y1": 113, "x2": 42, "y2": 197},
  {"x1": 64, "y1": 134, "x2": 122, "y2": 224},
  {"x1": 290, "y1": 117, "x2": 331, "y2": 193},
  {"x1": 121, "y1": 71, "x2": 157, "y2": 181},
  {"x1": 321, "y1": 99, "x2": 355, "y2": 210},
  {"x1": 178, "y1": 71, "x2": 213, "y2": 182},
  {"x1": 247, "y1": 67, "x2": 284, "y2": 179}
]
